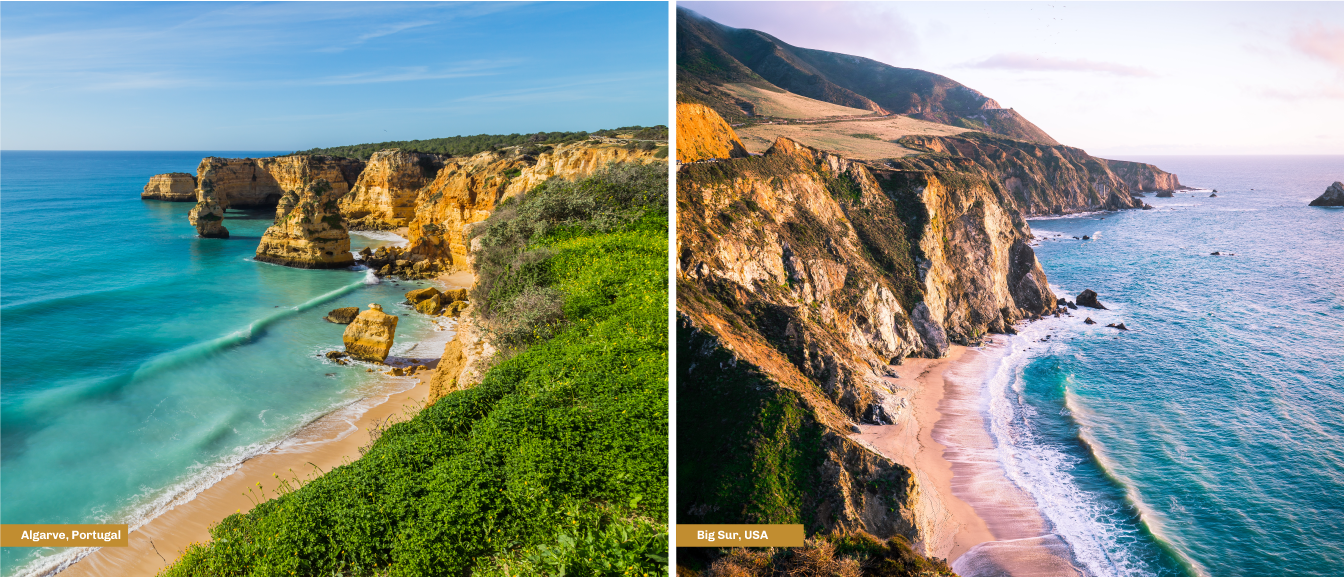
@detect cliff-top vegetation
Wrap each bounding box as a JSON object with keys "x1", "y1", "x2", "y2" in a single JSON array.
[
  {"x1": 162, "y1": 165, "x2": 669, "y2": 577},
  {"x1": 294, "y1": 126, "x2": 669, "y2": 160}
]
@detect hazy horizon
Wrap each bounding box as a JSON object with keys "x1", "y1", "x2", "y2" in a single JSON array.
[
  {"x1": 679, "y1": 2, "x2": 1344, "y2": 157},
  {"x1": 1, "y1": 2, "x2": 668, "y2": 151}
]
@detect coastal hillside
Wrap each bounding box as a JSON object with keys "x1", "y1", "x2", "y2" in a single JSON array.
[
  {"x1": 676, "y1": 104, "x2": 1065, "y2": 574},
  {"x1": 677, "y1": 7, "x2": 1057, "y2": 145},
  {"x1": 162, "y1": 161, "x2": 670, "y2": 577}
]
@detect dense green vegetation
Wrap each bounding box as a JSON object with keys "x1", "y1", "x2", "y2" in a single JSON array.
[
  {"x1": 293, "y1": 126, "x2": 668, "y2": 160},
  {"x1": 163, "y1": 165, "x2": 669, "y2": 577}
]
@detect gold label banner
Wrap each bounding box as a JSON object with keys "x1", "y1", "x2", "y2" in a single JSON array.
[
  {"x1": 676, "y1": 524, "x2": 805, "y2": 547},
  {"x1": 0, "y1": 525, "x2": 129, "y2": 547}
]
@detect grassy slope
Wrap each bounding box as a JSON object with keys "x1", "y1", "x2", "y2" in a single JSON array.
[{"x1": 162, "y1": 178, "x2": 669, "y2": 577}]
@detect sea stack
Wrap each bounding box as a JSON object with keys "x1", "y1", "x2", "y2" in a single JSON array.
[
  {"x1": 187, "y1": 179, "x2": 229, "y2": 238},
  {"x1": 1308, "y1": 181, "x2": 1344, "y2": 207},
  {"x1": 1077, "y1": 289, "x2": 1108, "y2": 310},
  {"x1": 342, "y1": 304, "x2": 398, "y2": 362},
  {"x1": 142, "y1": 173, "x2": 197, "y2": 201},
  {"x1": 254, "y1": 179, "x2": 355, "y2": 269}
]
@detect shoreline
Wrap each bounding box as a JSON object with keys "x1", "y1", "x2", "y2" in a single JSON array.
[
  {"x1": 55, "y1": 272, "x2": 473, "y2": 577},
  {"x1": 851, "y1": 338, "x2": 1083, "y2": 576}
]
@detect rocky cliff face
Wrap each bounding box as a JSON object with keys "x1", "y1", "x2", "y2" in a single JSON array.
[
  {"x1": 142, "y1": 173, "x2": 197, "y2": 201},
  {"x1": 1105, "y1": 158, "x2": 1186, "y2": 192},
  {"x1": 677, "y1": 132, "x2": 1056, "y2": 553},
  {"x1": 401, "y1": 140, "x2": 662, "y2": 275},
  {"x1": 677, "y1": 102, "x2": 750, "y2": 162},
  {"x1": 339, "y1": 149, "x2": 446, "y2": 230},
  {"x1": 194, "y1": 155, "x2": 365, "y2": 209},
  {"x1": 892, "y1": 133, "x2": 1153, "y2": 216},
  {"x1": 253, "y1": 179, "x2": 356, "y2": 269}
]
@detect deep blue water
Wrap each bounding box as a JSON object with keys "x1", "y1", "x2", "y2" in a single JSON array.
[
  {"x1": 0, "y1": 151, "x2": 449, "y2": 576},
  {"x1": 993, "y1": 156, "x2": 1344, "y2": 576}
]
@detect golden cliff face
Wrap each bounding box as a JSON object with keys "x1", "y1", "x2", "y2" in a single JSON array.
[
  {"x1": 142, "y1": 173, "x2": 197, "y2": 201},
  {"x1": 676, "y1": 102, "x2": 749, "y2": 163},
  {"x1": 253, "y1": 179, "x2": 355, "y2": 269},
  {"x1": 195, "y1": 155, "x2": 365, "y2": 209},
  {"x1": 404, "y1": 140, "x2": 662, "y2": 272},
  {"x1": 339, "y1": 149, "x2": 445, "y2": 230}
]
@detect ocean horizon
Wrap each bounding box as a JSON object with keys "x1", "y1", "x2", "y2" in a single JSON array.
[{"x1": 0, "y1": 151, "x2": 455, "y2": 577}]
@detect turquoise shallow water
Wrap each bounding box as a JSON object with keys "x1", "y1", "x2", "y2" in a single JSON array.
[
  {"x1": 980, "y1": 156, "x2": 1344, "y2": 576},
  {"x1": 1, "y1": 151, "x2": 449, "y2": 576}
]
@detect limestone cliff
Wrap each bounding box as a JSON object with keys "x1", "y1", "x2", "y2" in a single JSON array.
[
  {"x1": 142, "y1": 173, "x2": 197, "y2": 201},
  {"x1": 339, "y1": 149, "x2": 446, "y2": 230},
  {"x1": 892, "y1": 133, "x2": 1152, "y2": 216},
  {"x1": 677, "y1": 134, "x2": 1056, "y2": 555},
  {"x1": 194, "y1": 155, "x2": 365, "y2": 209},
  {"x1": 676, "y1": 102, "x2": 749, "y2": 162},
  {"x1": 399, "y1": 140, "x2": 662, "y2": 276},
  {"x1": 253, "y1": 179, "x2": 355, "y2": 269}
]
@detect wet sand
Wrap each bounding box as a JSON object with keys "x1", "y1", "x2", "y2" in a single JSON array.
[{"x1": 851, "y1": 341, "x2": 1083, "y2": 576}]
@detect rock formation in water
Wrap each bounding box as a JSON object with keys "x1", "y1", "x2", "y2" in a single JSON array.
[
  {"x1": 1076, "y1": 289, "x2": 1107, "y2": 310},
  {"x1": 142, "y1": 173, "x2": 197, "y2": 201},
  {"x1": 1105, "y1": 159, "x2": 1187, "y2": 193},
  {"x1": 339, "y1": 149, "x2": 446, "y2": 230},
  {"x1": 676, "y1": 102, "x2": 749, "y2": 162},
  {"x1": 187, "y1": 179, "x2": 230, "y2": 238},
  {"x1": 194, "y1": 155, "x2": 365, "y2": 209},
  {"x1": 1309, "y1": 181, "x2": 1344, "y2": 207},
  {"x1": 342, "y1": 304, "x2": 398, "y2": 362},
  {"x1": 324, "y1": 307, "x2": 360, "y2": 324},
  {"x1": 253, "y1": 179, "x2": 355, "y2": 269}
]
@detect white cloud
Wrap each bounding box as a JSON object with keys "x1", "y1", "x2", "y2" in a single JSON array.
[{"x1": 964, "y1": 53, "x2": 1158, "y2": 78}]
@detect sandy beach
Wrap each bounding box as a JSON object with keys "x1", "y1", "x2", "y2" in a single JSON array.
[
  {"x1": 851, "y1": 340, "x2": 1083, "y2": 576},
  {"x1": 58, "y1": 273, "x2": 472, "y2": 577}
]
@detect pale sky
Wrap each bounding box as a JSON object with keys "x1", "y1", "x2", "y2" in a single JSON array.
[
  {"x1": 1, "y1": 2, "x2": 668, "y2": 151},
  {"x1": 680, "y1": 1, "x2": 1344, "y2": 156}
]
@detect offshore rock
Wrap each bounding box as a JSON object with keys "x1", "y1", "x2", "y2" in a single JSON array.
[
  {"x1": 1309, "y1": 181, "x2": 1344, "y2": 207},
  {"x1": 142, "y1": 173, "x2": 197, "y2": 201},
  {"x1": 1077, "y1": 289, "x2": 1107, "y2": 310},
  {"x1": 325, "y1": 307, "x2": 360, "y2": 324},
  {"x1": 254, "y1": 179, "x2": 355, "y2": 269},
  {"x1": 187, "y1": 179, "x2": 229, "y2": 238},
  {"x1": 194, "y1": 155, "x2": 365, "y2": 209},
  {"x1": 1084, "y1": 317, "x2": 1097, "y2": 325},
  {"x1": 340, "y1": 149, "x2": 447, "y2": 229},
  {"x1": 414, "y1": 293, "x2": 444, "y2": 316},
  {"x1": 342, "y1": 304, "x2": 398, "y2": 362},
  {"x1": 676, "y1": 102, "x2": 749, "y2": 162}
]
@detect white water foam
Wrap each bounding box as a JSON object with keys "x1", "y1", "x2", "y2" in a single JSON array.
[{"x1": 349, "y1": 230, "x2": 409, "y2": 247}]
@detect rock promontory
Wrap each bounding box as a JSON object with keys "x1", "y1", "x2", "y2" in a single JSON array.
[
  {"x1": 253, "y1": 179, "x2": 355, "y2": 269},
  {"x1": 676, "y1": 102, "x2": 749, "y2": 163},
  {"x1": 1309, "y1": 181, "x2": 1344, "y2": 207},
  {"x1": 342, "y1": 304, "x2": 398, "y2": 362},
  {"x1": 195, "y1": 155, "x2": 365, "y2": 209},
  {"x1": 142, "y1": 173, "x2": 197, "y2": 201},
  {"x1": 339, "y1": 149, "x2": 446, "y2": 230}
]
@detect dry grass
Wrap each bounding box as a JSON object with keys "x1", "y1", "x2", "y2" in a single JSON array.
[
  {"x1": 721, "y1": 83, "x2": 878, "y2": 120},
  {"x1": 737, "y1": 116, "x2": 973, "y2": 160}
]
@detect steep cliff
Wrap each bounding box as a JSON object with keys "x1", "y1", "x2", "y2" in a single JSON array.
[
  {"x1": 891, "y1": 132, "x2": 1153, "y2": 216},
  {"x1": 142, "y1": 173, "x2": 197, "y2": 201},
  {"x1": 677, "y1": 102, "x2": 750, "y2": 162},
  {"x1": 339, "y1": 149, "x2": 446, "y2": 230},
  {"x1": 677, "y1": 132, "x2": 1056, "y2": 557},
  {"x1": 400, "y1": 140, "x2": 661, "y2": 275},
  {"x1": 194, "y1": 155, "x2": 365, "y2": 209},
  {"x1": 1105, "y1": 158, "x2": 1187, "y2": 192},
  {"x1": 253, "y1": 179, "x2": 355, "y2": 269}
]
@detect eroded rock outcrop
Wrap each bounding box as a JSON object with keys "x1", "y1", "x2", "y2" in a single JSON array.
[
  {"x1": 254, "y1": 179, "x2": 355, "y2": 269},
  {"x1": 342, "y1": 304, "x2": 398, "y2": 362},
  {"x1": 1309, "y1": 181, "x2": 1344, "y2": 207},
  {"x1": 195, "y1": 155, "x2": 365, "y2": 209},
  {"x1": 142, "y1": 173, "x2": 197, "y2": 201},
  {"x1": 187, "y1": 180, "x2": 229, "y2": 238},
  {"x1": 339, "y1": 149, "x2": 446, "y2": 230},
  {"x1": 399, "y1": 140, "x2": 661, "y2": 276},
  {"x1": 1106, "y1": 158, "x2": 1186, "y2": 193},
  {"x1": 676, "y1": 102, "x2": 749, "y2": 163},
  {"x1": 325, "y1": 307, "x2": 360, "y2": 324}
]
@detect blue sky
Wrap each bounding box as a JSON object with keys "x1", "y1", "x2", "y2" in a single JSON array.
[
  {"x1": 681, "y1": 2, "x2": 1344, "y2": 156},
  {"x1": 1, "y1": 2, "x2": 669, "y2": 150}
]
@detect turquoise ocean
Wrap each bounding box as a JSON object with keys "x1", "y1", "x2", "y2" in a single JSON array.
[
  {"x1": 1, "y1": 151, "x2": 451, "y2": 576},
  {"x1": 970, "y1": 156, "x2": 1344, "y2": 576}
]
